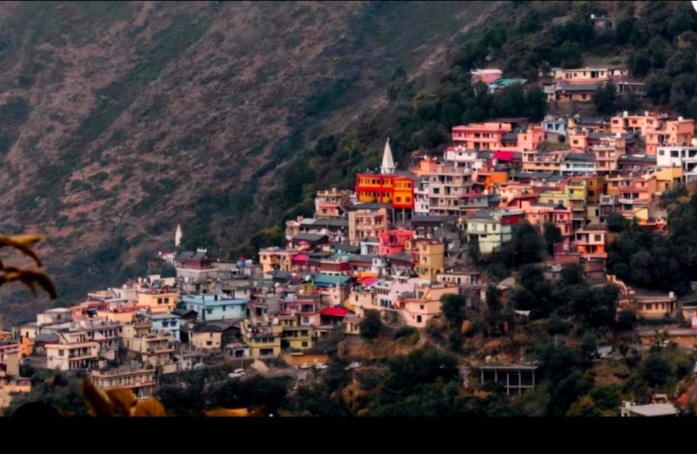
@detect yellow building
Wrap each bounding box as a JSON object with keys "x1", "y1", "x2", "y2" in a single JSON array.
[
  {"x1": 258, "y1": 247, "x2": 296, "y2": 275},
  {"x1": 122, "y1": 323, "x2": 176, "y2": 371},
  {"x1": 190, "y1": 328, "x2": 223, "y2": 351},
  {"x1": 89, "y1": 367, "x2": 156, "y2": 402},
  {"x1": 571, "y1": 175, "x2": 605, "y2": 204},
  {"x1": 281, "y1": 325, "x2": 314, "y2": 351},
  {"x1": 407, "y1": 239, "x2": 445, "y2": 281},
  {"x1": 654, "y1": 167, "x2": 683, "y2": 193},
  {"x1": 136, "y1": 290, "x2": 177, "y2": 314},
  {"x1": 0, "y1": 345, "x2": 20, "y2": 377},
  {"x1": 240, "y1": 319, "x2": 281, "y2": 358}
]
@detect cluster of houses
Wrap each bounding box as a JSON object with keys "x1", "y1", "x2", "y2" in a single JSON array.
[
  {"x1": 472, "y1": 13, "x2": 646, "y2": 104},
  {"x1": 2, "y1": 105, "x2": 694, "y2": 410}
]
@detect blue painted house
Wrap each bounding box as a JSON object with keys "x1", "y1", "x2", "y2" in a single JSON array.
[
  {"x1": 150, "y1": 313, "x2": 182, "y2": 342},
  {"x1": 181, "y1": 294, "x2": 248, "y2": 322}
]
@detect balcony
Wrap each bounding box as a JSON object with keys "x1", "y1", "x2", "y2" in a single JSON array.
[{"x1": 618, "y1": 198, "x2": 636, "y2": 205}]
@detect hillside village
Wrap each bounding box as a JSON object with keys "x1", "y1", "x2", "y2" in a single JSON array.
[
  {"x1": 3, "y1": 92, "x2": 697, "y2": 415},
  {"x1": 6, "y1": 12, "x2": 697, "y2": 414}
]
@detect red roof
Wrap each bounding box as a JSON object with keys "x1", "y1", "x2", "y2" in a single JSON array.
[
  {"x1": 291, "y1": 253, "x2": 309, "y2": 263},
  {"x1": 320, "y1": 307, "x2": 349, "y2": 317},
  {"x1": 493, "y1": 151, "x2": 516, "y2": 161},
  {"x1": 358, "y1": 277, "x2": 379, "y2": 286}
]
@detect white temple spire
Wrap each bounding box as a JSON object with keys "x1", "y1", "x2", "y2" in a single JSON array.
[
  {"x1": 175, "y1": 224, "x2": 182, "y2": 247},
  {"x1": 380, "y1": 138, "x2": 396, "y2": 175}
]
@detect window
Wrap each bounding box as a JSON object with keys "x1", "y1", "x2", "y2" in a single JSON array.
[
  {"x1": 206, "y1": 341, "x2": 212, "y2": 346},
  {"x1": 157, "y1": 298, "x2": 163, "y2": 304},
  {"x1": 206, "y1": 309, "x2": 212, "y2": 315},
  {"x1": 420, "y1": 305, "x2": 425, "y2": 310},
  {"x1": 396, "y1": 197, "x2": 402, "y2": 203},
  {"x1": 58, "y1": 349, "x2": 64, "y2": 356},
  {"x1": 659, "y1": 149, "x2": 664, "y2": 156},
  {"x1": 301, "y1": 341, "x2": 308, "y2": 348},
  {"x1": 594, "y1": 234, "x2": 602, "y2": 242},
  {"x1": 164, "y1": 298, "x2": 169, "y2": 304}
]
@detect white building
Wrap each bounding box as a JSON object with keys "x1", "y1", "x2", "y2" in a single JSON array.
[
  {"x1": 414, "y1": 176, "x2": 430, "y2": 215},
  {"x1": 657, "y1": 145, "x2": 697, "y2": 182}
]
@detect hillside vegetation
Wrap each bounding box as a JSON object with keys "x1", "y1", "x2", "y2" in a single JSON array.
[{"x1": 0, "y1": 0, "x2": 502, "y2": 322}]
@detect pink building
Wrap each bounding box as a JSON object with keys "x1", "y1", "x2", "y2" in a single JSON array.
[
  {"x1": 520, "y1": 200, "x2": 573, "y2": 244},
  {"x1": 378, "y1": 229, "x2": 415, "y2": 256},
  {"x1": 471, "y1": 69, "x2": 503, "y2": 85}
]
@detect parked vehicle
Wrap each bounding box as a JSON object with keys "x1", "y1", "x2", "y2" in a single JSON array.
[
  {"x1": 299, "y1": 363, "x2": 312, "y2": 369},
  {"x1": 228, "y1": 368, "x2": 246, "y2": 378},
  {"x1": 314, "y1": 363, "x2": 328, "y2": 370}
]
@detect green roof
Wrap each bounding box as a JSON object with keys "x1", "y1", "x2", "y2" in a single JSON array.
[
  {"x1": 491, "y1": 78, "x2": 528, "y2": 86},
  {"x1": 313, "y1": 274, "x2": 351, "y2": 288}
]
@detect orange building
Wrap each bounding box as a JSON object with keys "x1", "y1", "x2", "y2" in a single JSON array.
[
  {"x1": 573, "y1": 226, "x2": 607, "y2": 259},
  {"x1": 645, "y1": 117, "x2": 694, "y2": 156},
  {"x1": 355, "y1": 139, "x2": 415, "y2": 211}
]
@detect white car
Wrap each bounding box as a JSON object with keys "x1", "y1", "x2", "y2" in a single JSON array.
[
  {"x1": 345, "y1": 362, "x2": 361, "y2": 370},
  {"x1": 299, "y1": 363, "x2": 312, "y2": 369},
  {"x1": 314, "y1": 363, "x2": 328, "y2": 370},
  {"x1": 228, "y1": 368, "x2": 246, "y2": 378}
]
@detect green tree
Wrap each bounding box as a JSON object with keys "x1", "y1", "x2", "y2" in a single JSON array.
[
  {"x1": 440, "y1": 293, "x2": 467, "y2": 330},
  {"x1": 359, "y1": 310, "x2": 384, "y2": 340},
  {"x1": 593, "y1": 82, "x2": 617, "y2": 115},
  {"x1": 503, "y1": 220, "x2": 544, "y2": 268},
  {"x1": 542, "y1": 221, "x2": 563, "y2": 256}
]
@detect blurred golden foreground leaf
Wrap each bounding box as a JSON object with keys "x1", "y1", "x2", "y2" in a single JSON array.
[
  {"x1": 205, "y1": 405, "x2": 265, "y2": 417},
  {"x1": 0, "y1": 234, "x2": 45, "y2": 267},
  {"x1": 80, "y1": 378, "x2": 168, "y2": 417},
  {"x1": 131, "y1": 399, "x2": 167, "y2": 417},
  {"x1": 0, "y1": 267, "x2": 57, "y2": 299},
  {"x1": 0, "y1": 233, "x2": 57, "y2": 299}
]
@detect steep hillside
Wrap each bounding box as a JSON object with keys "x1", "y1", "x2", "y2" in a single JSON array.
[{"x1": 0, "y1": 1, "x2": 503, "y2": 321}]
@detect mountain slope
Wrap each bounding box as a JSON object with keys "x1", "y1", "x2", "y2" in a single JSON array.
[{"x1": 0, "y1": 1, "x2": 503, "y2": 321}]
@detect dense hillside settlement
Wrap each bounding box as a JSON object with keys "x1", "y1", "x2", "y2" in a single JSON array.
[
  {"x1": 5, "y1": 85, "x2": 697, "y2": 415},
  {"x1": 6, "y1": 3, "x2": 697, "y2": 416}
]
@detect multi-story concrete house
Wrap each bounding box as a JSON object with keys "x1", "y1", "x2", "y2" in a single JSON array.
[
  {"x1": 436, "y1": 269, "x2": 481, "y2": 287},
  {"x1": 90, "y1": 366, "x2": 156, "y2": 402},
  {"x1": 657, "y1": 145, "x2": 697, "y2": 183},
  {"x1": 122, "y1": 322, "x2": 177, "y2": 372},
  {"x1": 36, "y1": 308, "x2": 72, "y2": 326},
  {"x1": 406, "y1": 238, "x2": 445, "y2": 281},
  {"x1": 442, "y1": 146, "x2": 486, "y2": 170},
  {"x1": 46, "y1": 342, "x2": 100, "y2": 371},
  {"x1": 466, "y1": 209, "x2": 524, "y2": 254},
  {"x1": 148, "y1": 313, "x2": 181, "y2": 342},
  {"x1": 240, "y1": 319, "x2": 282, "y2": 358},
  {"x1": 181, "y1": 293, "x2": 248, "y2": 322},
  {"x1": 414, "y1": 175, "x2": 430, "y2": 215},
  {"x1": 616, "y1": 173, "x2": 656, "y2": 219},
  {"x1": 521, "y1": 150, "x2": 568, "y2": 173},
  {"x1": 573, "y1": 225, "x2": 608, "y2": 259},
  {"x1": 393, "y1": 282, "x2": 460, "y2": 328},
  {"x1": 259, "y1": 247, "x2": 297, "y2": 275},
  {"x1": 378, "y1": 229, "x2": 414, "y2": 256},
  {"x1": 428, "y1": 161, "x2": 473, "y2": 217},
  {"x1": 644, "y1": 117, "x2": 694, "y2": 156},
  {"x1": 136, "y1": 287, "x2": 177, "y2": 315},
  {"x1": 315, "y1": 187, "x2": 352, "y2": 218},
  {"x1": 560, "y1": 152, "x2": 597, "y2": 175},
  {"x1": 348, "y1": 207, "x2": 388, "y2": 245}
]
